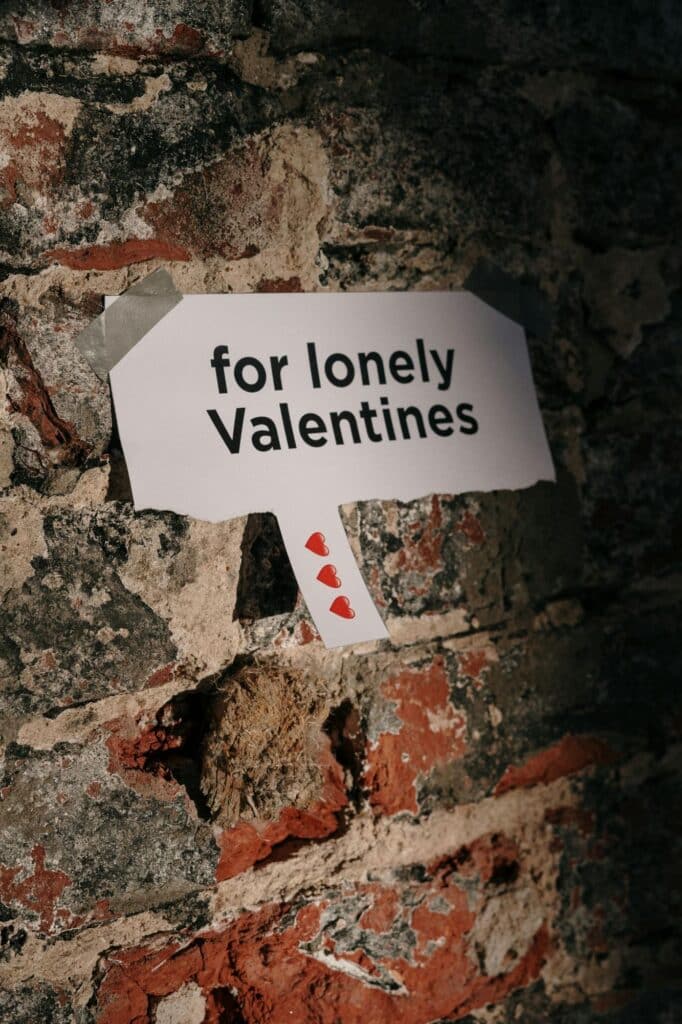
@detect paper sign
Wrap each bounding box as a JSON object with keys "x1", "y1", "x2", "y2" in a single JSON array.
[{"x1": 107, "y1": 291, "x2": 555, "y2": 647}]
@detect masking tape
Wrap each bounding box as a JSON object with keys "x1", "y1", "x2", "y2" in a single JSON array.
[{"x1": 74, "y1": 269, "x2": 182, "y2": 380}]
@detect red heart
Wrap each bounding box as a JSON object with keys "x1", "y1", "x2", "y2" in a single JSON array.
[
  {"x1": 317, "y1": 564, "x2": 341, "y2": 589},
  {"x1": 305, "y1": 532, "x2": 329, "y2": 557},
  {"x1": 330, "y1": 595, "x2": 355, "y2": 619}
]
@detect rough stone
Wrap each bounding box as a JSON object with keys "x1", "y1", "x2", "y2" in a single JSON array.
[{"x1": 0, "y1": 5, "x2": 679, "y2": 1023}]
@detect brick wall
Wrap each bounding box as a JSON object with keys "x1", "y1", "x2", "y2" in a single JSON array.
[{"x1": 0, "y1": 3, "x2": 680, "y2": 1022}]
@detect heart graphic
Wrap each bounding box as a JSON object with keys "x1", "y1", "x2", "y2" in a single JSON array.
[
  {"x1": 317, "y1": 564, "x2": 341, "y2": 589},
  {"x1": 305, "y1": 532, "x2": 329, "y2": 557},
  {"x1": 330, "y1": 595, "x2": 355, "y2": 619}
]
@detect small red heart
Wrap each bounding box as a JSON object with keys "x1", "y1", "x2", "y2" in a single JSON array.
[
  {"x1": 317, "y1": 564, "x2": 341, "y2": 589},
  {"x1": 305, "y1": 532, "x2": 329, "y2": 557},
  {"x1": 330, "y1": 595, "x2": 355, "y2": 619}
]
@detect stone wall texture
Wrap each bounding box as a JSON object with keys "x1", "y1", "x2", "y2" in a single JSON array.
[{"x1": 0, "y1": 2, "x2": 680, "y2": 1022}]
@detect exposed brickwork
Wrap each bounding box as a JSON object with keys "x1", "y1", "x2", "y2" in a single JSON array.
[
  {"x1": 364, "y1": 657, "x2": 467, "y2": 815},
  {"x1": 0, "y1": 2, "x2": 680, "y2": 1022},
  {"x1": 93, "y1": 842, "x2": 554, "y2": 1024}
]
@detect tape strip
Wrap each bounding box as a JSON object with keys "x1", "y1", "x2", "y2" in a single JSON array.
[{"x1": 74, "y1": 269, "x2": 182, "y2": 380}]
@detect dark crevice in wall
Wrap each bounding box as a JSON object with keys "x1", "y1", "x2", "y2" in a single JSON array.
[
  {"x1": 105, "y1": 400, "x2": 133, "y2": 504},
  {"x1": 322, "y1": 699, "x2": 367, "y2": 811},
  {"x1": 252, "y1": 827, "x2": 344, "y2": 871},
  {"x1": 0, "y1": 916, "x2": 27, "y2": 961},
  {"x1": 205, "y1": 987, "x2": 248, "y2": 1023},
  {"x1": 250, "y1": 0, "x2": 269, "y2": 33},
  {"x1": 233, "y1": 512, "x2": 298, "y2": 621},
  {"x1": 0, "y1": 264, "x2": 43, "y2": 286},
  {"x1": 2, "y1": 28, "x2": 681, "y2": 88},
  {"x1": 0, "y1": 37, "x2": 246, "y2": 68},
  {"x1": 134, "y1": 689, "x2": 215, "y2": 822},
  {"x1": 43, "y1": 697, "x2": 106, "y2": 720}
]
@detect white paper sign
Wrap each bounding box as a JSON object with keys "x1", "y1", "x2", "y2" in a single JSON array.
[{"x1": 109, "y1": 292, "x2": 555, "y2": 647}]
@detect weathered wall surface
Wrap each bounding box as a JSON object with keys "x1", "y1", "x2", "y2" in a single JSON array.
[{"x1": 0, "y1": 3, "x2": 680, "y2": 1022}]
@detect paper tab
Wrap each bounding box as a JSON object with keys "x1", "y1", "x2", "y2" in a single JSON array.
[{"x1": 276, "y1": 504, "x2": 388, "y2": 647}]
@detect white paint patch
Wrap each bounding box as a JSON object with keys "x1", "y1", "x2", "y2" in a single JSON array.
[
  {"x1": 154, "y1": 982, "x2": 206, "y2": 1024},
  {"x1": 466, "y1": 885, "x2": 546, "y2": 977}
]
